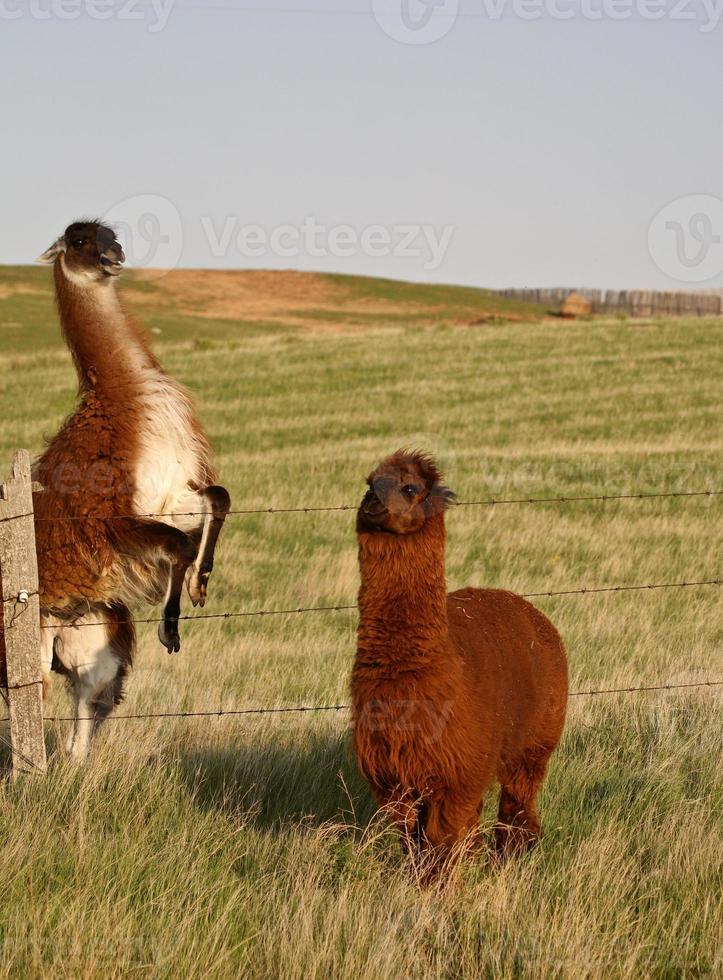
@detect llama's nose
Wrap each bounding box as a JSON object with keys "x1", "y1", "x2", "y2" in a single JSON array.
[{"x1": 100, "y1": 249, "x2": 125, "y2": 274}]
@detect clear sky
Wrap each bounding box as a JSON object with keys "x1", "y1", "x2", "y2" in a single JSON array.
[{"x1": 2, "y1": 0, "x2": 722, "y2": 289}]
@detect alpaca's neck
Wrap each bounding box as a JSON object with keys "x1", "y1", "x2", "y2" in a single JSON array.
[
  {"x1": 54, "y1": 258, "x2": 158, "y2": 390},
  {"x1": 357, "y1": 516, "x2": 449, "y2": 669}
]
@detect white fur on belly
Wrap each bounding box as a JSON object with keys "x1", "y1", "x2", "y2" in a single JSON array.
[{"x1": 132, "y1": 374, "x2": 207, "y2": 525}]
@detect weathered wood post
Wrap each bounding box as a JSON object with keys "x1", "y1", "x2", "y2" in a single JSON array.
[{"x1": 0, "y1": 450, "x2": 46, "y2": 777}]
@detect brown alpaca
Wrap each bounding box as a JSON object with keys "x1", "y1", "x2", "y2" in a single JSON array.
[
  {"x1": 351, "y1": 451, "x2": 568, "y2": 878},
  {"x1": 34, "y1": 221, "x2": 230, "y2": 758}
]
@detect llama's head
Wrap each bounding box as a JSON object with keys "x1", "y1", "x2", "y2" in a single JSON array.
[
  {"x1": 38, "y1": 221, "x2": 125, "y2": 283},
  {"x1": 358, "y1": 450, "x2": 456, "y2": 536}
]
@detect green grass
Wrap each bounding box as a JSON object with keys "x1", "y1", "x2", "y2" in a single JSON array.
[{"x1": 0, "y1": 265, "x2": 721, "y2": 978}]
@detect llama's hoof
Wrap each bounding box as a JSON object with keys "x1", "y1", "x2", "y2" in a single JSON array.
[
  {"x1": 158, "y1": 620, "x2": 181, "y2": 654},
  {"x1": 65, "y1": 735, "x2": 90, "y2": 762},
  {"x1": 188, "y1": 569, "x2": 209, "y2": 608}
]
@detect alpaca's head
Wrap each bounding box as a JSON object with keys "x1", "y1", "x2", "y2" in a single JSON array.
[
  {"x1": 38, "y1": 221, "x2": 125, "y2": 283},
  {"x1": 358, "y1": 450, "x2": 455, "y2": 536}
]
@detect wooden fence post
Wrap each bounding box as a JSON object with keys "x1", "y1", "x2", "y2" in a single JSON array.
[{"x1": 0, "y1": 450, "x2": 46, "y2": 777}]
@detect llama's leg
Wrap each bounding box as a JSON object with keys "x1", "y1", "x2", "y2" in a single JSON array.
[
  {"x1": 187, "y1": 486, "x2": 231, "y2": 608},
  {"x1": 495, "y1": 750, "x2": 552, "y2": 858},
  {"x1": 114, "y1": 517, "x2": 198, "y2": 565},
  {"x1": 39, "y1": 617, "x2": 55, "y2": 700},
  {"x1": 157, "y1": 559, "x2": 188, "y2": 654},
  {"x1": 114, "y1": 518, "x2": 196, "y2": 654},
  {"x1": 53, "y1": 611, "x2": 132, "y2": 761},
  {"x1": 90, "y1": 605, "x2": 133, "y2": 736}
]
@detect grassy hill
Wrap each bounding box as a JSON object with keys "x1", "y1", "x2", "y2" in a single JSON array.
[
  {"x1": 0, "y1": 265, "x2": 547, "y2": 355},
  {"x1": 0, "y1": 265, "x2": 721, "y2": 977}
]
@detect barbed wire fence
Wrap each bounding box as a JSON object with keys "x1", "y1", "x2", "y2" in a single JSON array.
[{"x1": 0, "y1": 450, "x2": 721, "y2": 776}]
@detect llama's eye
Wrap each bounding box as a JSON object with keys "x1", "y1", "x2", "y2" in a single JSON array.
[
  {"x1": 402, "y1": 484, "x2": 417, "y2": 499},
  {"x1": 72, "y1": 240, "x2": 85, "y2": 250}
]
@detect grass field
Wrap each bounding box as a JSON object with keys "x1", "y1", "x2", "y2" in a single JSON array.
[{"x1": 0, "y1": 265, "x2": 721, "y2": 978}]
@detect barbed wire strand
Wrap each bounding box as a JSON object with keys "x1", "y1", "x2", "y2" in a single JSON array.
[
  {"x1": 21, "y1": 680, "x2": 723, "y2": 724},
  {"x1": 21, "y1": 488, "x2": 723, "y2": 524},
  {"x1": 2, "y1": 680, "x2": 715, "y2": 768},
  {"x1": 0, "y1": 729, "x2": 44, "y2": 771},
  {"x1": 37, "y1": 578, "x2": 722, "y2": 631}
]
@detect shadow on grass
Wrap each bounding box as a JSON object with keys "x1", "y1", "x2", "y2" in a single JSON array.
[{"x1": 179, "y1": 727, "x2": 378, "y2": 834}]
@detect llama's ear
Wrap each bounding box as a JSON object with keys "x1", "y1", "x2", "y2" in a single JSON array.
[{"x1": 36, "y1": 236, "x2": 66, "y2": 264}]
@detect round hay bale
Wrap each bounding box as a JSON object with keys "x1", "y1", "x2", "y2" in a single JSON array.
[{"x1": 560, "y1": 292, "x2": 592, "y2": 318}]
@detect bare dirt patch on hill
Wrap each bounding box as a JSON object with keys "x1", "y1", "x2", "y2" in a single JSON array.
[
  {"x1": 126, "y1": 268, "x2": 525, "y2": 331},
  {"x1": 128, "y1": 269, "x2": 412, "y2": 329}
]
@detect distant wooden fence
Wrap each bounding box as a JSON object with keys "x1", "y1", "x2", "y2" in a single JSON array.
[{"x1": 498, "y1": 288, "x2": 723, "y2": 318}]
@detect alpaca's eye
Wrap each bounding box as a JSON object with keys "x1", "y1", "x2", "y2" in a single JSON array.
[
  {"x1": 72, "y1": 240, "x2": 85, "y2": 250},
  {"x1": 402, "y1": 484, "x2": 417, "y2": 499}
]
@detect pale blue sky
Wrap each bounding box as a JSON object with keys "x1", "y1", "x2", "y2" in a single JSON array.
[{"x1": 2, "y1": 1, "x2": 722, "y2": 289}]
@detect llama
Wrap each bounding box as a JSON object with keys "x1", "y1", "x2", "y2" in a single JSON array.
[
  {"x1": 34, "y1": 220, "x2": 230, "y2": 758},
  {"x1": 351, "y1": 450, "x2": 568, "y2": 879}
]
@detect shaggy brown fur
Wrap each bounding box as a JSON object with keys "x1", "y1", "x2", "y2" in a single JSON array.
[{"x1": 352, "y1": 451, "x2": 568, "y2": 879}]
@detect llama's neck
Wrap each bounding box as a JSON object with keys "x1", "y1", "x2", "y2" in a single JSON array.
[
  {"x1": 356, "y1": 516, "x2": 450, "y2": 670},
  {"x1": 54, "y1": 258, "x2": 159, "y2": 390}
]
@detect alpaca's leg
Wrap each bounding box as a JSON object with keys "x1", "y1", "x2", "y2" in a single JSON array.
[
  {"x1": 424, "y1": 795, "x2": 480, "y2": 849},
  {"x1": 495, "y1": 750, "x2": 552, "y2": 857},
  {"x1": 187, "y1": 486, "x2": 231, "y2": 608},
  {"x1": 395, "y1": 796, "x2": 426, "y2": 857},
  {"x1": 417, "y1": 795, "x2": 482, "y2": 882},
  {"x1": 495, "y1": 788, "x2": 540, "y2": 857},
  {"x1": 371, "y1": 783, "x2": 422, "y2": 856}
]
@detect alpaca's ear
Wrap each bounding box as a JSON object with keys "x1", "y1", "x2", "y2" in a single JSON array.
[
  {"x1": 37, "y1": 236, "x2": 66, "y2": 264},
  {"x1": 435, "y1": 486, "x2": 457, "y2": 506},
  {"x1": 426, "y1": 485, "x2": 456, "y2": 515}
]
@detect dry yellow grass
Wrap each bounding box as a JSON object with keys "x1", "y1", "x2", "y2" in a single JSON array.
[{"x1": 0, "y1": 266, "x2": 721, "y2": 978}]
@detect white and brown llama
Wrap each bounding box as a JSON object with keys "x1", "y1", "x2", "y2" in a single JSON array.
[{"x1": 35, "y1": 220, "x2": 230, "y2": 758}]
